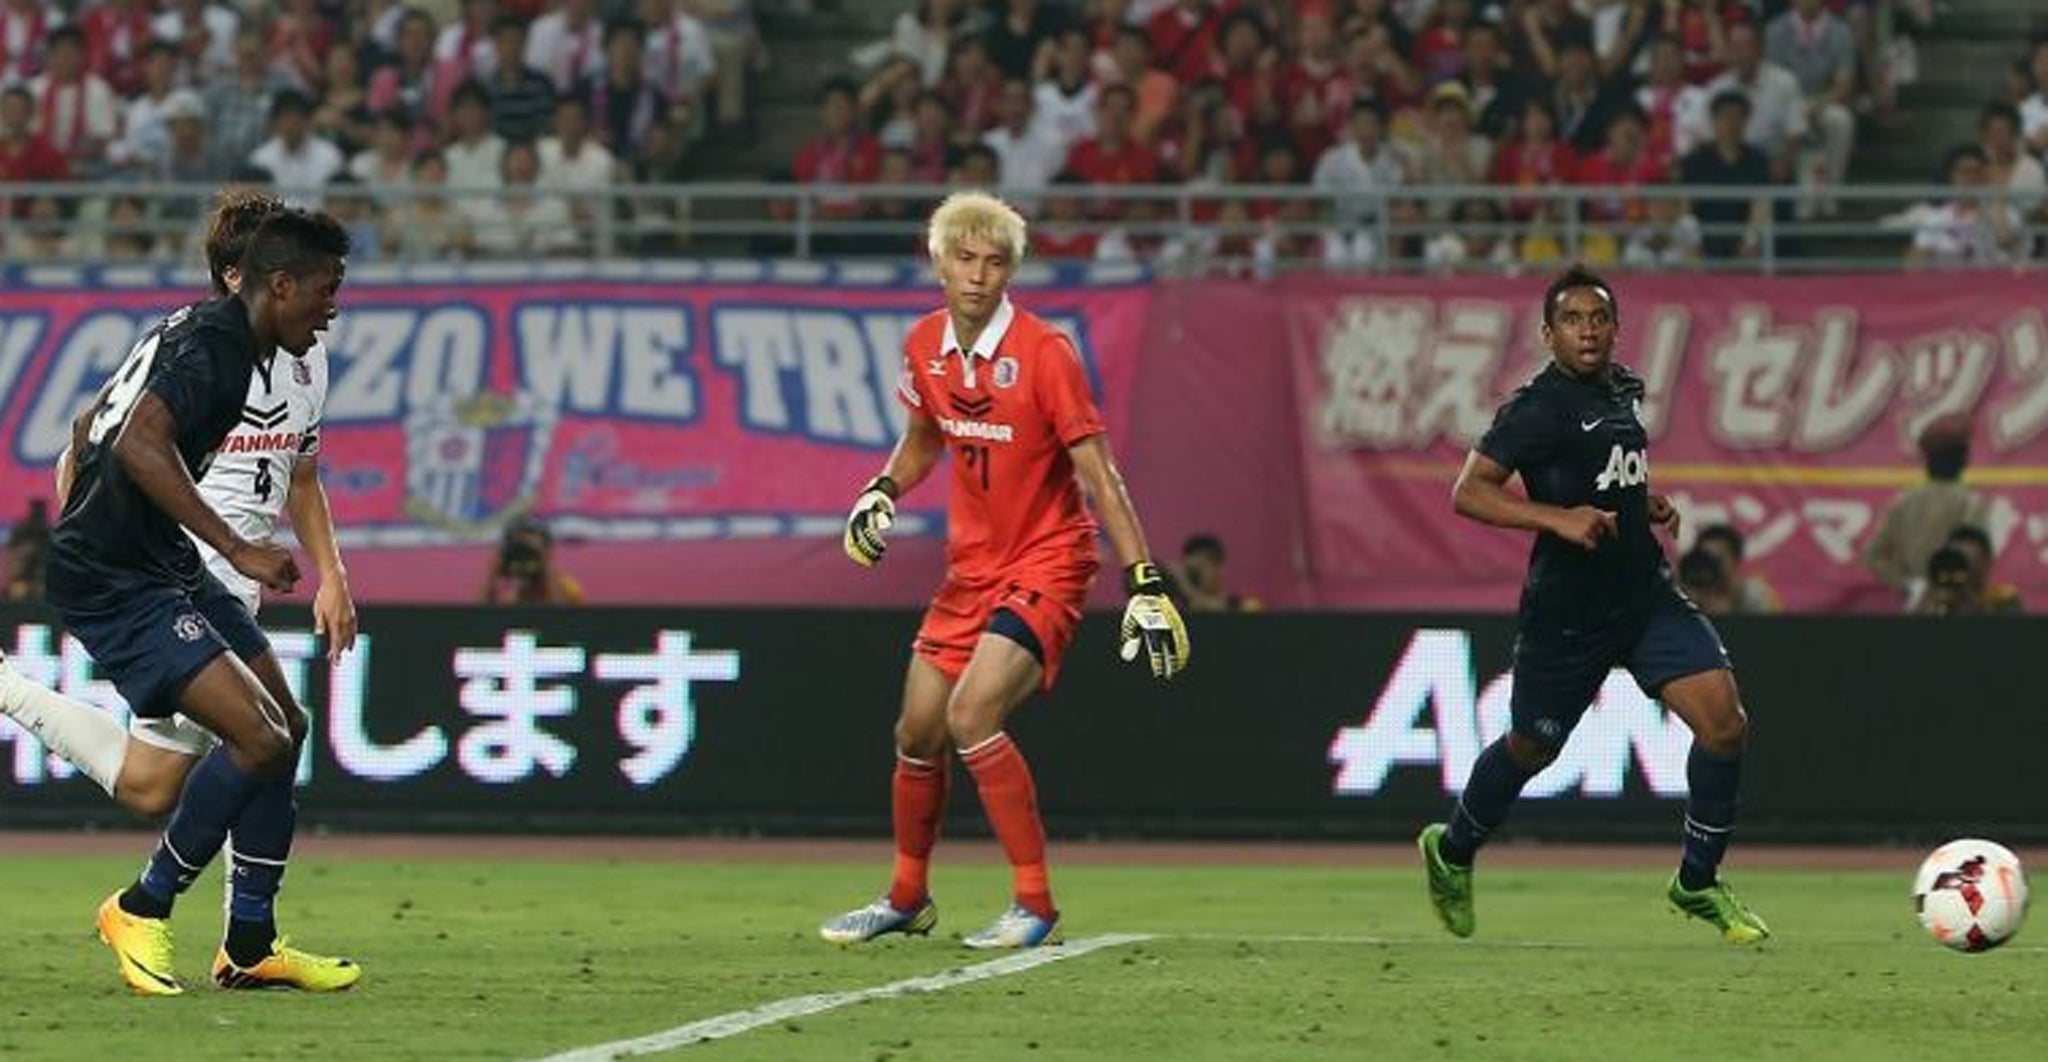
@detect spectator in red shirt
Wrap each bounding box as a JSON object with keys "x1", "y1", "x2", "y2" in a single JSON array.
[
  {"x1": 1410, "y1": 0, "x2": 1471, "y2": 87},
  {"x1": 1344, "y1": 14, "x2": 1420, "y2": 117},
  {"x1": 0, "y1": 0, "x2": 53, "y2": 86},
  {"x1": 1456, "y1": 21, "x2": 1525, "y2": 139},
  {"x1": 794, "y1": 77, "x2": 883, "y2": 223},
  {"x1": 938, "y1": 36, "x2": 1003, "y2": 136},
  {"x1": 81, "y1": 0, "x2": 154, "y2": 98},
  {"x1": 1491, "y1": 97, "x2": 1576, "y2": 219},
  {"x1": 0, "y1": 86, "x2": 68, "y2": 219},
  {"x1": 1031, "y1": 172, "x2": 1103, "y2": 259},
  {"x1": 1148, "y1": 0, "x2": 1234, "y2": 86},
  {"x1": 1214, "y1": 11, "x2": 1278, "y2": 139},
  {"x1": 1065, "y1": 83, "x2": 1158, "y2": 180},
  {"x1": 1665, "y1": 0, "x2": 1732, "y2": 84},
  {"x1": 1279, "y1": 4, "x2": 1354, "y2": 162},
  {"x1": 1102, "y1": 25, "x2": 1178, "y2": 146},
  {"x1": 906, "y1": 91, "x2": 955, "y2": 182},
  {"x1": 1575, "y1": 105, "x2": 1667, "y2": 223}
]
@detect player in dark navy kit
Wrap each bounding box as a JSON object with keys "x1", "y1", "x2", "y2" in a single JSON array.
[
  {"x1": 48, "y1": 209, "x2": 362, "y2": 995},
  {"x1": 1417, "y1": 267, "x2": 1770, "y2": 945}
]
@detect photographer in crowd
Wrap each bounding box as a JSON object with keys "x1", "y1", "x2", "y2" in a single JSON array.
[{"x1": 482, "y1": 515, "x2": 584, "y2": 605}]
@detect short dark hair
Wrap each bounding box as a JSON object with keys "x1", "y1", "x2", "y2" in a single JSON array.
[
  {"x1": 46, "y1": 25, "x2": 84, "y2": 51},
  {"x1": 204, "y1": 188, "x2": 289, "y2": 295},
  {"x1": 1944, "y1": 143, "x2": 1988, "y2": 179},
  {"x1": 1099, "y1": 83, "x2": 1137, "y2": 108},
  {"x1": 606, "y1": 17, "x2": 647, "y2": 46},
  {"x1": 452, "y1": 80, "x2": 491, "y2": 111},
  {"x1": 1708, "y1": 89, "x2": 1751, "y2": 119},
  {"x1": 1182, "y1": 534, "x2": 1225, "y2": 561},
  {"x1": 1679, "y1": 547, "x2": 1727, "y2": 589},
  {"x1": 957, "y1": 142, "x2": 998, "y2": 169},
  {"x1": 817, "y1": 77, "x2": 859, "y2": 105},
  {"x1": 1543, "y1": 265, "x2": 1616, "y2": 325},
  {"x1": 270, "y1": 90, "x2": 314, "y2": 123},
  {"x1": 1696, "y1": 523, "x2": 1745, "y2": 561},
  {"x1": 1982, "y1": 101, "x2": 2023, "y2": 132},
  {"x1": 1927, "y1": 545, "x2": 1970, "y2": 579},
  {"x1": 493, "y1": 14, "x2": 528, "y2": 36},
  {"x1": 238, "y1": 209, "x2": 352, "y2": 285},
  {"x1": 1947, "y1": 525, "x2": 1993, "y2": 557}
]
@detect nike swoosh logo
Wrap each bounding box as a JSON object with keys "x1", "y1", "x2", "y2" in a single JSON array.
[
  {"x1": 123, "y1": 952, "x2": 180, "y2": 991},
  {"x1": 1580, "y1": 420, "x2": 1602, "y2": 431}
]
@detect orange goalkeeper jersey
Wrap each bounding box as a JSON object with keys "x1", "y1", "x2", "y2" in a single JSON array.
[{"x1": 895, "y1": 297, "x2": 1105, "y2": 586}]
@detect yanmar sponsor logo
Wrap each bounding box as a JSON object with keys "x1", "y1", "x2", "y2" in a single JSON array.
[
  {"x1": 937, "y1": 417, "x2": 1013, "y2": 442},
  {"x1": 220, "y1": 431, "x2": 303, "y2": 454}
]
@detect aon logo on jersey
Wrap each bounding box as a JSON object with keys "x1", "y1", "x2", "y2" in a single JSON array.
[{"x1": 1595, "y1": 445, "x2": 1649, "y2": 491}]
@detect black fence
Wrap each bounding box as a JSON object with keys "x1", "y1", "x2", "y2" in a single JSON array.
[{"x1": 0, "y1": 606, "x2": 2034, "y2": 844}]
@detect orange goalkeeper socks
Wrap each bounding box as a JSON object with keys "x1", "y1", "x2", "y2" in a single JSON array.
[
  {"x1": 962, "y1": 732, "x2": 1056, "y2": 920},
  {"x1": 889, "y1": 754, "x2": 947, "y2": 912}
]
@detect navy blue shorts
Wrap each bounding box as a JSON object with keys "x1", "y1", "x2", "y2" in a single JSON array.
[
  {"x1": 59, "y1": 572, "x2": 271, "y2": 721},
  {"x1": 1510, "y1": 581, "x2": 1730, "y2": 747}
]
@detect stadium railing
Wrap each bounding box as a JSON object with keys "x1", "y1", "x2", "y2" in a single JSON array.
[{"x1": 0, "y1": 180, "x2": 2034, "y2": 274}]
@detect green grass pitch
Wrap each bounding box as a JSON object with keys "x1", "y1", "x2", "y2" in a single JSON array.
[{"x1": 0, "y1": 850, "x2": 2040, "y2": 1061}]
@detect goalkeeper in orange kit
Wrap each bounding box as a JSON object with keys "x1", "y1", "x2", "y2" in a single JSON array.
[{"x1": 820, "y1": 191, "x2": 1188, "y2": 949}]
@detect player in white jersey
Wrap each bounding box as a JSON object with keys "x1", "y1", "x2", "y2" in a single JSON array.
[{"x1": 3, "y1": 190, "x2": 357, "y2": 822}]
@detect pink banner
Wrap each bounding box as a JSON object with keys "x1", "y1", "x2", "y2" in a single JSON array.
[
  {"x1": 0, "y1": 275, "x2": 1150, "y2": 605},
  {"x1": 1274, "y1": 274, "x2": 2048, "y2": 611}
]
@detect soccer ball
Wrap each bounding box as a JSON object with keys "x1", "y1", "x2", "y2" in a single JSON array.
[{"x1": 1913, "y1": 839, "x2": 2029, "y2": 953}]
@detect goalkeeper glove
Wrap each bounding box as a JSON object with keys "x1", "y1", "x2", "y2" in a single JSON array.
[
  {"x1": 843, "y1": 475, "x2": 898, "y2": 567},
  {"x1": 1119, "y1": 561, "x2": 1189, "y2": 681}
]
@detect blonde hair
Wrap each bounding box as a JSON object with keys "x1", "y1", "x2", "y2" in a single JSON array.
[{"x1": 926, "y1": 191, "x2": 1028, "y2": 263}]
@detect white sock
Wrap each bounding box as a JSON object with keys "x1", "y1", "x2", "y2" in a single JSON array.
[{"x1": 0, "y1": 661, "x2": 127, "y2": 795}]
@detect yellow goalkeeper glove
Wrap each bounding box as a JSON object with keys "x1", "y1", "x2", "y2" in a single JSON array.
[
  {"x1": 843, "y1": 476, "x2": 898, "y2": 567},
  {"x1": 1119, "y1": 561, "x2": 1189, "y2": 681}
]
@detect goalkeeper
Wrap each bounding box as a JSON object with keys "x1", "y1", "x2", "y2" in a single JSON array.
[{"x1": 820, "y1": 191, "x2": 1187, "y2": 951}]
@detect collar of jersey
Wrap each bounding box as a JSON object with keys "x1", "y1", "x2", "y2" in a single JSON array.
[{"x1": 940, "y1": 296, "x2": 1016, "y2": 362}]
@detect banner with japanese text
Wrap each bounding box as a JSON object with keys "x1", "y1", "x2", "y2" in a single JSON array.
[
  {"x1": 1278, "y1": 275, "x2": 2048, "y2": 612},
  {"x1": 0, "y1": 270, "x2": 1149, "y2": 606},
  {"x1": 3, "y1": 605, "x2": 2043, "y2": 841}
]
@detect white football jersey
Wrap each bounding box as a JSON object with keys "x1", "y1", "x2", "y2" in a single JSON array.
[{"x1": 191, "y1": 340, "x2": 329, "y2": 611}]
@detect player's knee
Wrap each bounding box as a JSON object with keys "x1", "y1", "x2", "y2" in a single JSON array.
[
  {"x1": 944, "y1": 698, "x2": 1000, "y2": 749},
  {"x1": 1506, "y1": 730, "x2": 1561, "y2": 770},
  {"x1": 893, "y1": 716, "x2": 947, "y2": 762},
  {"x1": 116, "y1": 775, "x2": 181, "y2": 818},
  {"x1": 1698, "y1": 706, "x2": 1747, "y2": 756},
  {"x1": 234, "y1": 716, "x2": 295, "y2": 777}
]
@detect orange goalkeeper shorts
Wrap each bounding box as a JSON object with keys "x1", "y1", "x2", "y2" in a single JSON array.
[{"x1": 912, "y1": 565, "x2": 1095, "y2": 691}]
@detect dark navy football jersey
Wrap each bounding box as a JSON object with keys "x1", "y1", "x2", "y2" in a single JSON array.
[
  {"x1": 48, "y1": 296, "x2": 265, "y2": 610},
  {"x1": 1476, "y1": 361, "x2": 1667, "y2": 637}
]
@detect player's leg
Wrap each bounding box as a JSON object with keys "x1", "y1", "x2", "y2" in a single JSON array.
[
  {"x1": 819, "y1": 606, "x2": 965, "y2": 944},
  {"x1": 948, "y1": 573, "x2": 1088, "y2": 950},
  {"x1": 949, "y1": 621, "x2": 1060, "y2": 948},
  {"x1": 194, "y1": 580, "x2": 359, "y2": 990},
  {"x1": 1420, "y1": 634, "x2": 1607, "y2": 937},
  {"x1": 888, "y1": 655, "x2": 954, "y2": 913},
  {"x1": 1627, "y1": 589, "x2": 1767, "y2": 943},
  {"x1": 114, "y1": 727, "x2": 208, "y2": 816},
  {"x1": 0, "y1": 655, "x2": 129, "y2": 796}
]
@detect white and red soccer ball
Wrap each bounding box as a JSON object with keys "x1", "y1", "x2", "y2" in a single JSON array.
[{"x1": 1914, "y1": 839, "x2": 2029, "y2": 953}]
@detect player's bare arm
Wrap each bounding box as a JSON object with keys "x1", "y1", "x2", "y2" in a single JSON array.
[
  {"x1": 113, "y1": 392, "x2": 298, "y2": 592},
  {"x1": 1452, "y1": 450, "x2": 1615, "y2": 551},
  {"x1": 1067, "y1": 434, "x2": 1149, "y2": 570},
  {"x1": 287, "y1": 457, "x2": 355, "y2": 659},
  {"x1": 1071, "y1": 434, "x2": 1189, "y2": 679},
  {"x1": 879, "y1": 410, "x2": 946, "y2": 494}
]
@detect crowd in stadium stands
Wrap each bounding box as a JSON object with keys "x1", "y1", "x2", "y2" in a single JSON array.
[
  {"x1": 0, "y1": 0, "x2": 2037, "y2": 268},
  {"x1": 0, "y1": 0, "x2": 763, "y2": 259},
  {"x1": 791, "y1": 0, "x2": 2048, "y2": 268}
]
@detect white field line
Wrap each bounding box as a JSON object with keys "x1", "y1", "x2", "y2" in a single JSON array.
[{"x1": 523, "y1": 933, "x2": 1154, "y2": 1062}]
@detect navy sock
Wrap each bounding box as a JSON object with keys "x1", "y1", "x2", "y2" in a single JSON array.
[
  {"x1": 133, "y1": 747, "x2": 264, "y2": 913},
  {"x1": 224, "y1": 776, "x2": 297, "y2": 966},
  {"x1": 1679, "y1": 744, "x2": 1743, "y2": 890},
  {"x1": 1441, "y1": 737, "x2": 1541, "y2": 866}
]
